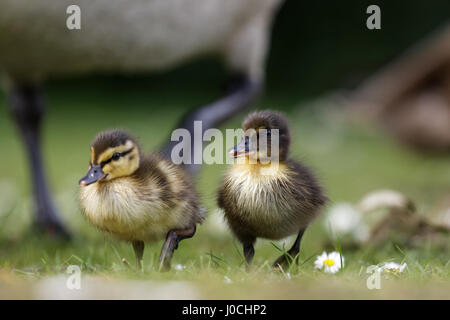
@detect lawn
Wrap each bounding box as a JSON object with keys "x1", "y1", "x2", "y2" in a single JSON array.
[{"x1": 0, "y1": 77, "x2": 449, "y2": 299}]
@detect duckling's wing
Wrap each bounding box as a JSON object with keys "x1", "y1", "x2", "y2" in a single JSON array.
[{"x1": 287, "y1": 159, "x2": 328, "y2": 207}]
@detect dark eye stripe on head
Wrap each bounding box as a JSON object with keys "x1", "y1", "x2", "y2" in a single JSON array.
[{"x1": 100, "y1": 147, "x2": 134, "y2": 167}]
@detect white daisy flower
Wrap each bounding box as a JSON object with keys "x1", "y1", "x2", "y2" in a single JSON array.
[
  {"x1": 174, "y1": 264, "x2": 186, "y2": 271},
  {"x1": 224, "y1": 276, "x2": 232, "y2": 284},
  {"x1": 325, "y1": 203, "x2": 361, "y2": 235},
  {"x1": 379, "y1": 262, "x2": 407, "y2": 274},
  {"x1": 324, "y1": 203, "x2": 371, "y2": 243},
  {"x1": 314, "y1": 251, "x2": 344, "y2": 274}
]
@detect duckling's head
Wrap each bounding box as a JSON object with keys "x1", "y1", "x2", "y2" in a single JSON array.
[
  {"x1": 231, "y1": 110, "x2": 291, "y2": 162},
  {"x1": 79, "y1": 130, "x2": 141, "y2": 186}
]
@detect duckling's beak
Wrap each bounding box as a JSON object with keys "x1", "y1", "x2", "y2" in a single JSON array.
[
  {"x1": 229, "y1": 137, "x2": 254, "y2": 158},
  {"x1": 79, "y1": 165, "x2": 107, "y2": 186}
]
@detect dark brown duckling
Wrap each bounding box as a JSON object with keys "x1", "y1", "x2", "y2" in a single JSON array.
[
  {"x1": 218, "y1": 110, "x2": 327, "y2": 268},
  {"x1": 79, "y1": 129, "x2": 204, "y2": 270}
]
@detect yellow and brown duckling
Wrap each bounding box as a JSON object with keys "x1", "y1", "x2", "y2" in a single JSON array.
[
  {"x1": 218, "y1": 110, "x2": 327, "y2": 268},
  {"x1": 79, "y1": 130, "x2": 204, "y2": 270}
]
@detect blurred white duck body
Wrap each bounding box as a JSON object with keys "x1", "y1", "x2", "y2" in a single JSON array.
[{"x1": 0, "y1": 0, "x2": 282, "y2": 81}]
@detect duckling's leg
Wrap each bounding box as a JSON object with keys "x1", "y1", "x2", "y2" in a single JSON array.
[
  {"x1": 272, "y1": 229, "x2": 306, "y2": 269},
  {"x1": 132, "y1": 240, "x2": 145, "y2": 270},
  {"x1": 243, "y1": 242, "x2": 255, "y2": 268},
  {"x1": 158, "y1": 226, "x2": 196, "y2": 271},
  {"x1": 7, "y1": 84, "x2": 70, "y2": 238}
]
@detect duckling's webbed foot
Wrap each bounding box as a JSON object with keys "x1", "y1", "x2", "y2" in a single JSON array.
[
  {"x1": 8, "y1": 84, "x2": 70, "y2": 239},
  {"x1": 273, "y1": 229, "x2": 305, "y2": 270},
  {"x1": 158, "y1": 226, "x2": 196, "y2": 271}
]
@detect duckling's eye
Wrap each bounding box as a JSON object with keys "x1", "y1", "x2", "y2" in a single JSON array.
[
  {"x1": 112, "y1": 152, "x2": 121, "y2": 161},
  {"x1": 244, "y1": 137, "x2": 250, "y2": 148}
]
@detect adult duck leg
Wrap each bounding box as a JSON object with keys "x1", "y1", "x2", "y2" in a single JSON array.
[
  {"x1": 160, "y1": 74, "x2": 262, "y2": 175},
  {"x1": 160, "y1": 6, "x2": 279, "y2": 174},
  {"x1": 8, "y1": 84, "x2": 70, "y2": 238}
]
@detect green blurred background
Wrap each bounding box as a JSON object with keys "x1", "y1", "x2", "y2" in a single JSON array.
[{"x1": 0, "y1": 0, "x2": 449, "y2": 298}]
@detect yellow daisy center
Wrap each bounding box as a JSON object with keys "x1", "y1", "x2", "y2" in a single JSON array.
[
  {"x1": 323, "y1": 259, "x2": 335, "y2": 266},
  {"x1": 388, "y1": 268, "x2": 400, "y2": 273}
]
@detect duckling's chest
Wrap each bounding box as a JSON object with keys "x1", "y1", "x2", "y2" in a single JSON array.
[
  {"x1": 79, "y1": 179, "x2": 176, "y2": 240},
  {"x1": 80, "y1": 180, "x2": 151, "y2": 213},
  {"x1": 222, "y1": 163, "x2": 294, "y2": 214}
]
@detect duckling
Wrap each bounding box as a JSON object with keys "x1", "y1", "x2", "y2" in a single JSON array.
[
  {"x1": 79, "y1": 130, "x2": 204, "y2": 270},
  {"x1": 218, "y1": 110, "x2": 327, "y2": 268}
]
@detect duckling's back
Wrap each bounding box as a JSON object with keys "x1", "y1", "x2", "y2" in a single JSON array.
[{"x1": 218, "y1": 159, "x2": 326, "y2": 241}]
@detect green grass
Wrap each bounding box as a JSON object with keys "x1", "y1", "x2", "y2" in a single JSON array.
[{"x1": 0, "y1": 80, "x2": 449, "y2": 299}]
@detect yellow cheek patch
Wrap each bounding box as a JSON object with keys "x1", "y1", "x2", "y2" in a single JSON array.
[
  {"x1": 102, "y1": 163, "x2": 112, "y2": 174},
  {"x1": 102, "y1": 148, "x2": 140, "y2": 180}
]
